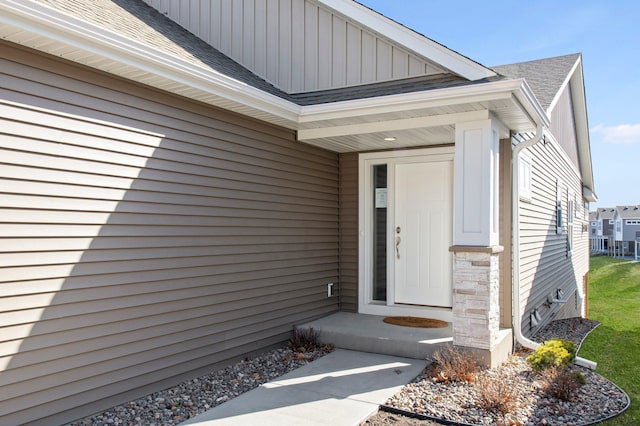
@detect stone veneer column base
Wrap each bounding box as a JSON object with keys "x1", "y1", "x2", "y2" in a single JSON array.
[{"x1": 449, "y1": 245, "x2": 512, "y2": 368}]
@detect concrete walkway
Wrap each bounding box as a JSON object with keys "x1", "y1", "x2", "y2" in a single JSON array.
[{"x1": 180, "y1": 349, "x2": 428, "y2": 426}]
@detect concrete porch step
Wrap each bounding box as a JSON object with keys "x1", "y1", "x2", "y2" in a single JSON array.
[{"x1": 296, "y1": 312, "x2": 453, "y2": 360}]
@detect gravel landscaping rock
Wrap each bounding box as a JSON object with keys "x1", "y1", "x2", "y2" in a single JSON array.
[
  {"x1": 66, "y1": 346, "x2": 333, "y2": 426},
  {"x1": 67, "y1": 318, "x2": 628, "y2": 426},
  {"x1": 364, "y1": 318, "x2": 629, "y2": 426}
]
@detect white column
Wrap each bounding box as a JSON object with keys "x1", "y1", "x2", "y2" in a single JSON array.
[
  {"x1": 453, "y1": 118, "x2": 505, "y2": 247},
  {"x1": 450, "y1": 117, "x2": 510, "y2": 366}
]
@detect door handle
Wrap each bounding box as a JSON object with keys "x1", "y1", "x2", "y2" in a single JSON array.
[{"x1": 395, "y1": 236, "x2": 401, "y2": 259}]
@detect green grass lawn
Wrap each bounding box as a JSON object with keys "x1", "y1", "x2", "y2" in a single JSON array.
[{"x1": 579, "y1": 256, "x2": 640, "y2": 425}]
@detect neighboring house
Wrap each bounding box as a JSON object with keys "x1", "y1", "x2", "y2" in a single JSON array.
[
  {"x1": 589, "y1": 210, "x2": 599, "y2": 252},
  {"x1": 597, "y1": 207, "x2": 616, "y2": 237},
  {"x1": 589, "y1": 211, "x2": 598, "y2": 237},
  {"x1": 0, "y1": 0, "x2": 596, "y2": 424},
  {"x1": 593, "y1": 207, "x2": 616, "y2": 252},
  {"x1": 612, "y1": 206, "x2": 640, "y2": 257}
]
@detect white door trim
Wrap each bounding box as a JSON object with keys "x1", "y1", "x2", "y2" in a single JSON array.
[{"x1": 358, "y1": 146, "x2": 454, "y2": 321}]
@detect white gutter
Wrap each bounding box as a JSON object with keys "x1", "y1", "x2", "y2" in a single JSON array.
[
  {"x1": 299, "y1": 78, "x2": 546, "y2": 126},
  {"x1": 511, "y1": 124, "x2": 597, "y2": 370},
  {"x1": 0, "y1": 0, "x2": 301, "y2": 127}
]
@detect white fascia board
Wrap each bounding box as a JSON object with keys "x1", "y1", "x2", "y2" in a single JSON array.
[
  {"x1": 546, "y1": 55, "x2": 595, "y2": 195},
  {"x1": 583, "y1": 187, "x2": 598, "y2": 203},
  {"x1": 511, "y1": 79, "x2": 551, "y2": 128},
  {"x1": 318, "y1": 0, "x2": 495, "y2": 81},
  {"x1": 299, "y1": 78, "x2": 548, "y2": 129},
  {"x1": 570, "y1": 61, "x2": 596, "y2": 194},
  {"x1": 0, "y1": 1, "x2": 301, "y2": 126},
  {"x1": 547, "y1": 56, "x2": 581, "y2": 114}
]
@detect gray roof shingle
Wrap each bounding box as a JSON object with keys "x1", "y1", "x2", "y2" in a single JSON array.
[
  {"x1": 492, "y1": 54, "x2": 580, "y2": 111},
  {"x1": 288, "y1": 74, "x2": 504, "y2": 106},
  {"x1": 36, "y1": 0, "x2": 294, "y2": 101},
  {"x1": 598, "y1": 207, "x2": 617, "y2": 220},
  {"x1": 616, "y1": 206, "x2": 640, "y2": 219}
]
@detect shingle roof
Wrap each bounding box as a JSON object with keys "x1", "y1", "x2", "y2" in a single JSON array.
[
  {"x1": 288, "y1": 74, "x2": 504, "y2": 106},
  {"x1": 491, "y1": 54, "x2": 580, "y2": 111},
  {"x1": 589, "y1": 211, "x2": 597, "y2": 221},
  {"x1": 36, "y1": 0, "x2": 295, "y2": 101},
  {"x1": 598, "y1": 207, "x2": 616, "y2": 220},
  {"x1": 35, "y1": 0, "x2": 577, "y2": 110},
  {"x1": 616, "y1": 206, "x2": 640, "y2": 219}
]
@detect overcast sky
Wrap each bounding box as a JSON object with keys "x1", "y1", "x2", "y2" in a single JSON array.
[{"x1": 358, "y1": 0, "x2": 640, "y2": 209}]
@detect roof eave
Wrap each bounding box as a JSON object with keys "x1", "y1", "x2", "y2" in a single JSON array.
[
  {"x1": 0, "y1": 0, "x2": 302, "y2": 128},
  {"x1": 570, "y1": 58, "x2": 596, "y2": 198},
  {"x1": 546, "y1": 55, "x2": 595, "y2": 199},
  {"x1": 299, "y1": 78, "x2": 549, "y2": 130}
]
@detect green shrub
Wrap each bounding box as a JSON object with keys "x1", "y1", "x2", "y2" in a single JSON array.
[{"x1": 526, "y1": 338, "x2": 576, "y2": 372}]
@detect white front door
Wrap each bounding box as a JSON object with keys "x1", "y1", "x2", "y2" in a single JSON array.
[
  {"x1": 358, "y1": 147, "x2": 454, "y2": 319},
  {"x1": 394, "y1": 160, "x2": 452, "y2": 307}
]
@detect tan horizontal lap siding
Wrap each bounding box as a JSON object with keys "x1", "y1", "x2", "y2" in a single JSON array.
[{"x1": 0, "y1": 43, "x2": 339, "y2": 425}]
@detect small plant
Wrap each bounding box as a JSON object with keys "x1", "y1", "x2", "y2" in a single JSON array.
[
  {"x1": 430, "y1": 346, "x2": 479, "y2": 383},
  {"x1": 474, "y1": 372, "x2": 519, "y2": 415},
  {"x1": 526, "y1": 338, "x2": 576, "y2": 372},
  {"x1": 288, "y1": 327, "x2": 320, "y2": 352},
  {"x1": 540, "y1": 367, "x2": 586, "y2": 401}
]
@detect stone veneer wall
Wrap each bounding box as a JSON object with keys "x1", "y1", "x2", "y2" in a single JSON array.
[{"x1": 451, "y1": 248, "x2": 503, "y2": 350}]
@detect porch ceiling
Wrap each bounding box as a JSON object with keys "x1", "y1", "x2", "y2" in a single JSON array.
[{"x1": 297, "y1": 95, "x2": 535, "y2": 153}]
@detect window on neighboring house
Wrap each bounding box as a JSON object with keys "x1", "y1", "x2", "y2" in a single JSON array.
[
  {"x1": 627, "y1": 220, "x2": 640, "y2": 225},
  {"x1": 616, "y1": 220, "x2": 622, "y2": 233},
  {"x1": 591, "y1": 222, "x2": 596, "y2": 226},
  {"x1": 609, "y1": 220, "x2": 614, "y2": 224},
  {"x1": 519, "y1": 153, "x2": 532, "y2": 201},
  {"x1": 597, "y1": 220, "x2": 602, "y2": 232}
]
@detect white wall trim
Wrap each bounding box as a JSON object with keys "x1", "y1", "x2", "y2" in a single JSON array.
[
  {"x1": 453, "y1": 119, "x2": 501, "y2": 246},
  {"x1": 358, "y1": 146, "x2": 454, "y2": 318}
]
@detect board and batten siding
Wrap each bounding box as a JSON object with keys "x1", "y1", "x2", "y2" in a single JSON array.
[
  {"x1": 516, "y1": 133, "x2": 589, "y2": 335},
  {"x1": 142, "y1": 0, "x2": 445, "y2": 93},
  {"x1": 0, "y1": 42, "x2": 339, "y2": 425},
  {"x1": 549, "y1": 84, "x2": 580, "y2": 171}
]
